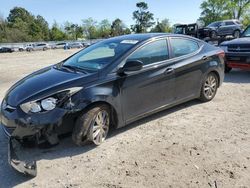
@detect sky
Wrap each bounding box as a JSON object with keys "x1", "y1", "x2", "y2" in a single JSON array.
[{"x1": 0, "y1": 0, "x2": 204, "y2": 27}]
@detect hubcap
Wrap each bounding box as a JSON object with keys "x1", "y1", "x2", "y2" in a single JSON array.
[
  {"x1": 92, "y1": 110, "x2": 109, "y2": 145},
  {"x1": 204, "y1": 75, "x2": 217, "y2": 99}
]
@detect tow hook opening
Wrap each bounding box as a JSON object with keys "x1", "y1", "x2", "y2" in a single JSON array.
[{"x1": 9, "y1": 137, "x2": 37, "y2": 177}]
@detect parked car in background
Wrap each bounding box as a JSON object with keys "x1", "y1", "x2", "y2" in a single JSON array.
[
  {"x1": 0, "y1": 33, "x2": 225, "y2": 177},
  {"x1": 69, "y1": 42, "x2": 83, "y2": 49},
  {"x1": 52, "y1": 42, "x2": 69, "y2": 49},
  {"x1": 81, "y1": 42, "x2": 91, "y2": 48},
  {"x1": 26, "y1": 43, "x2": 50, "y2": 52},
  {"x1": 0, "y1": 47, "x2": 14, "y2": 53},
  {"x1": 19, "y1": 44, "x2": 34, "y2": 52},
  {"x1": 198, "y1": 20, "x2": 243, "y2": 39},
  {"x1": 220, "y1": 25, "x2": 250, "y2": 72}
]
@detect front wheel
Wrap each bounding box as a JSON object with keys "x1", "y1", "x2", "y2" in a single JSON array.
[
  {"x1": 72, "y1": 104, "x2": 110, "y2": 146},
  {"x1": 199, "y1": 72, "x2": 219, "y2": 102}
]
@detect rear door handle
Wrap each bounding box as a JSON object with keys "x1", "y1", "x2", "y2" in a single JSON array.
[
  {"x1": 164, "y1": 68, "x2": 174, "y2": 75},
  {"x1": 202, "y1": 56, "x2": 208, "y2": 60}
]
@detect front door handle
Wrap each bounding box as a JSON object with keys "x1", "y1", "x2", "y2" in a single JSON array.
[{"x1": 164, "y1": 68, "x2": 174, "y2": 75}]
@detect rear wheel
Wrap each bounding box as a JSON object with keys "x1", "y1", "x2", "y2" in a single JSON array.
[
  {"x1": 199, "y1": 72, "x2": 218, "y2": 102},
  {"x1": 72, "y1": 104, "x2": 110, "y2": 146}
]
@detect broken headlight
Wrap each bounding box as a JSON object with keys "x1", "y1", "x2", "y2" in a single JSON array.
[{"x1": 20, "y1": 87, "x2": 82, "y2": 113}]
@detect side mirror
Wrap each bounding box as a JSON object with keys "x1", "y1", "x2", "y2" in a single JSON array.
[{"x1": 118, "y1": 60, "x2": 143, "y2": 74}]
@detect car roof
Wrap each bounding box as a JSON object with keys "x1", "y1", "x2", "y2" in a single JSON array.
[{"x1": 108, "y1": 33, "x2": 193, "y2": 42}]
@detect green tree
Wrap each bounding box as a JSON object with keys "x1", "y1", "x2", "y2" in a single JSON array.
[
  {"x1": 242, "y1": 12, "x2": 250, "y2": 27},
  {"x1": 200, "y1": 0, "x2": 228, "y2": 25},
  {"x1": 6, "y1": 7, "x2": 50, "y2": 41},
  {"x1": 227, "y1": 0, "x2": 250, "y2": 19},
  {"x1": 0, "y1": 16, "x2": 7, "y2": 42},
  {"x1": 151, "y1": 19, "x2": 172, "y2": 33},
  {"x1": 35, "y1": 15, "x2": 50, "y2": 40},
  {"x1": 7, "y1": 7, "x2": 34, "y2": 24},
  {"x1": 111, "y1": 18, "x2": 124, "y2": 36},
  {"x1": 200, "y1": 0, "x2": 250, "y2": 26},
  {"x1": 50, "y1": 22, "x2": 67, "y2": 41},
  {"x1": 65, "y1": 22, "x2": 83, "y2": 40},
  {"x1": 98, "y1": 19, "x2": 111, "y2": 38},
  {"x1": 131, "y1": 2, "x2": 155, "y2": 33},
  {"x1": 82, "y1": 17, "x2": 98, "y2": 39}
]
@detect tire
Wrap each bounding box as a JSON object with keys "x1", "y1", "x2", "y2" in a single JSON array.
[
  {"x1": 72, "y1": 104, "x2": 110, "y2": 146},
  {"x1": 210, "y1": 30, "x2": 217, "y2": 39},
  {"x1": 199, "y1": 72, "x2": 219, "y2": 102},
  {"x1": 225, "y1": 65, "x2": 232, "y2": 73},
  {"x1": 233, "y1": 30, "x2": 240, "y2": 38},
  {"x1": 43, "y1": 47, "x2": 47, "y2": 51}
]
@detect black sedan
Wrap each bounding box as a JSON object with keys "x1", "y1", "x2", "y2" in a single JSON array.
[{"x1": 0, "y1": 33, "x2": 225, "y2": 176}]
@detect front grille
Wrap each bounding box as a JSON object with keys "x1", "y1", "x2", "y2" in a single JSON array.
[{"x1": 228, "y1": 44, "x2": 250, "y2": 52}]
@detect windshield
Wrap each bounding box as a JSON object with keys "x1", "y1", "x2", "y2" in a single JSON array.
[
  {"x1": 242, "y1": 27, "x2": 250, "y2": 37},
  {"x1": 63, "y1": 39, "x2": 138, "y2": 72},
  {"x1": 207, "y1": 21, "x2": 221, "y2": 27}
]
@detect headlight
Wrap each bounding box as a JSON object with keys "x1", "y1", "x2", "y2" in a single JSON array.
[
  {"x1": 41, "y1": 97, "x2": 57, "y2": 111},
  {"x1": 20, "y1": 97, "x2": 57, "y2": 113},
  {"x1": 20, "y1": 101, "x2": 42, "y2": 113},
  {"x1": 20, "y1": 87, "x2": 82, "y2": 114},
  {"x1": 220, "y1": 45, "x2": 228, "y2": 52}
]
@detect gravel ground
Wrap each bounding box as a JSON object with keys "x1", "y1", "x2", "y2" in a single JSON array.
[{"x1": 0, "y1": 50, "x2": 250, "y2": 188}]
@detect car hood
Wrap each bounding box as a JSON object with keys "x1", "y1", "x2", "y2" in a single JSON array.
[
  {"x1": 220, "y1": 37, "x2": 250, "y2": 46},
  {"x1": 5, "y1": 66, "x2": 97, "y2": 106}
]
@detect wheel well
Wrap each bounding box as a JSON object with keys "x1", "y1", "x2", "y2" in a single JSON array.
[{"x1": 83, "y1": 101, "x2": 118, "y2": 129}]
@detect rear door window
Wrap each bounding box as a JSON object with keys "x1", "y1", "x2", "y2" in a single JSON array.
[{"x1": 170, "y1": 38, "x2": 199, "y2": 58}]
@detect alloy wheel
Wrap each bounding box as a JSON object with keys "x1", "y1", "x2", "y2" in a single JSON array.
[
  {"x1": 91, "y1": 110, "x2": 109, "y2": 145},
  {"x1": 204, "y1": 74, "x2": 217, "y2": 99}
]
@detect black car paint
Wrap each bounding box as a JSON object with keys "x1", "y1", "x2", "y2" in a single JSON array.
[{"x1": 0, "y1": 33, "x2": 224, "y2": 176}]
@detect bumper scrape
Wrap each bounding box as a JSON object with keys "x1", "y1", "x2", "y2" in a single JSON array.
[{"x1": 8, "y1": 137, "x2": 37, "y2": 177}]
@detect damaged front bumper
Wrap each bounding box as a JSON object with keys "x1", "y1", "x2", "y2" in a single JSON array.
[
  {"x1": 8, "y1": 137, "x2": 37, "y2": 177},
  {"x1": 0, "y1": 106, "x2": 70, "y2": 177}
]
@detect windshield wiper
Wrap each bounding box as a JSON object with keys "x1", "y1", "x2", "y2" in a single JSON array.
[
  {"x1": 62, "y1": 64, "x2": 88, "y2": 74},
  {"x1": 61, "y1": 65, "x2": 77, "y2": 73}
]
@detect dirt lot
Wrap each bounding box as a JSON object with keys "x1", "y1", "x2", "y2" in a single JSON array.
[{"x1": 0, "y1": 50, "x2": 250, "y2": 188}]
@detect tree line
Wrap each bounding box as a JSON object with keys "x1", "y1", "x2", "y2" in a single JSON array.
[
  {"x1": 0, "y1": 2, "x2": 171, "y2": 43},
  {"x1": 0, "y1": 1, "x2": 250, "y2": 43}
]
